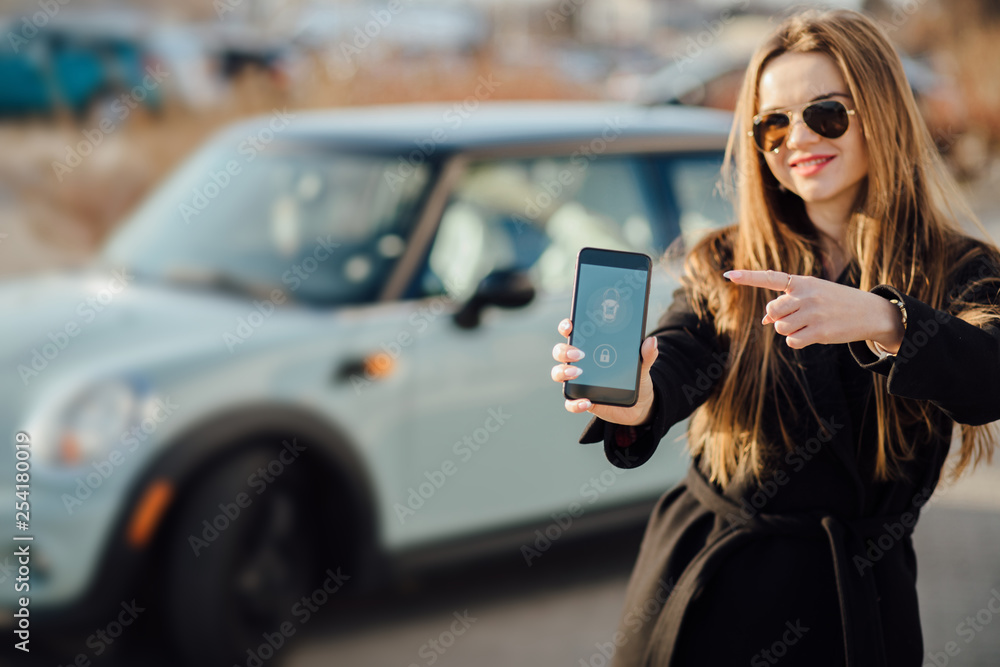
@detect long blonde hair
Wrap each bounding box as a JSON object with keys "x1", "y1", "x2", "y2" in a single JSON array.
[{"x1": 683, "y1": 9, "x2": 1000, "y2": 489}]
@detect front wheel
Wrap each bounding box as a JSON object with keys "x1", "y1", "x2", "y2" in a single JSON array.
[{"x1": 159, "y1": 444, "x2": 336, "y2": 666}]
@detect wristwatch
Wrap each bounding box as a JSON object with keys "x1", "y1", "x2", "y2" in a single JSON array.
[
  {"x1": 872, "y1": 298, "x2": 908, "y2": 359},
  {"x1": 890, "y1": 298, "x2": 908, "y2": 328}
]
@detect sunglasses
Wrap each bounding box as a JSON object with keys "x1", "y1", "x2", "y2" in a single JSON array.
[{"x1": 749, "y1": 98, "x2": 856, "y2": 153}]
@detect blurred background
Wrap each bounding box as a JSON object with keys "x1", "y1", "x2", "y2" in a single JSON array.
[
  {"x1": 1, "y1": 0, "x2": 999, "y2": 266},
  {"x1": 0, "y1": 0, "x2": 999, "y2": 665}
]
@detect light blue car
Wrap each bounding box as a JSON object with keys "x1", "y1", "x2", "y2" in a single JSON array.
[{"x1": 0, "y1": 101, "x2": 733, "y2": 665}]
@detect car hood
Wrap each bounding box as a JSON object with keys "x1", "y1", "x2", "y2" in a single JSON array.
[{"x1": 0, "y1": 269, "x2": 299, "y2": 388}]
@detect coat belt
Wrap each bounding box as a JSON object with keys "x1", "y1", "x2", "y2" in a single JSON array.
[{"x1": 643, "y1": 463, "x2": 914, "y2": 667}]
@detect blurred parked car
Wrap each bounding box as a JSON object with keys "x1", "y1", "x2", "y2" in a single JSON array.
[
  {"x1": 0, "y1": 101, "x2": 733, "y2": 665},
  {"x1": 0, "y1": 11, "x2": 166, "y2": 120},
  {"x1": 192, "y1": 22, "x2": 305, "y2": 94}
]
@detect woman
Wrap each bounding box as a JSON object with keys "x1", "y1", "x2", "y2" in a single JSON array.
[{"x1": 551, "y1": 9, "x2": 1000, "y2": 666}]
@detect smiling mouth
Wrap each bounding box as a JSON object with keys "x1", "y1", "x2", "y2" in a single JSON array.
[{"x1": 791, "y1": 156, "x2": 835, "y2": 169}]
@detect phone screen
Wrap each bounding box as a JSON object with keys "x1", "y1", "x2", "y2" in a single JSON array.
[{"x1": 565, "y1": 249, "x2": 650, "y2": 405}]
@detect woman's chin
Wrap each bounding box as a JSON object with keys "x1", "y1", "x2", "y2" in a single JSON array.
[{"x1": 793, "y1": 184, "x2": 852, "y2": 208}]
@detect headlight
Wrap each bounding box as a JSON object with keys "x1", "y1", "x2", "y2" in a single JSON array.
[
  {"x1": 60, "y1": 380, "x2": 139, "y2": 466},
  {"x1": 26, "y1": 378, "x2": 148, "y2": 468}
]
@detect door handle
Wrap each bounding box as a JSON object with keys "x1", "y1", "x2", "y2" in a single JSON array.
[
  {"x1": 333, "y1": 357, "x2": 368, "y2": 384},
  {"x1": 333, "y1": 354, "x2": 396, "y2": 384}
]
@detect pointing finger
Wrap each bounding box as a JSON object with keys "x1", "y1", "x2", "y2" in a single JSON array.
[{"x1": 724, "y1": 269, "x2": 794, "y2": 292}]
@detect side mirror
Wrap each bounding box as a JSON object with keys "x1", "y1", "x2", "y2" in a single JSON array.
[{"x1": 453, "y1": 269, "x2": 536, "y2": 329}]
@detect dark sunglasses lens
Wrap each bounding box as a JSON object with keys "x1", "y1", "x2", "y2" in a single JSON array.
[
  {"x1": 803, "y1": 100, "x2": 850, "y2": 139},
  {"x1": 754, "y1": 114, "x2": 789, "y2": 152}
]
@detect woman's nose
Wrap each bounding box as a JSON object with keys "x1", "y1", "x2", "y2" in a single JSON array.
[{"x1": 785, "y1": 116, "x2": 820, "y2": 150}]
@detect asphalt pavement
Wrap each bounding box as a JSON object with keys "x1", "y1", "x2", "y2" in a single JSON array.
[{"x1": 283, "y1": 462, "x2": 1000, "y2": 667}]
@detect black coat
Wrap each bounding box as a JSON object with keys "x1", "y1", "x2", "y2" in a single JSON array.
[{"x1": 578, "y1": 239, "x2": 1000, "y2": 667}]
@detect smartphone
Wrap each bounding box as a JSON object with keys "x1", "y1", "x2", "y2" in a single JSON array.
[{"x1": 563, "y1": 247, "x2": 652, "y2": 407}]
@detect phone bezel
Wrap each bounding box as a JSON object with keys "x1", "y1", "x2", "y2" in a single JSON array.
[{"x1": 563, "y1": 246, "x2": 652, "y2": 407}]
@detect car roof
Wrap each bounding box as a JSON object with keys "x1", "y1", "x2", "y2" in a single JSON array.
[{"x1": 222, "y1": 101, "x2": 734, "y2": 153}]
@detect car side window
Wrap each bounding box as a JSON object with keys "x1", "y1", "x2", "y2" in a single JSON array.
[
  {"x1": 419, "y1": 154, "x2": 660, "y2": 301},
  {"x1": 650, "y1": 153, "x2": 732, "y2": 252}
]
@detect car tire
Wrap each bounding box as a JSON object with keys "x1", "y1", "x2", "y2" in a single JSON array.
[{"x1": 160, "y1": 444, "x2": 332, "y2": 667}]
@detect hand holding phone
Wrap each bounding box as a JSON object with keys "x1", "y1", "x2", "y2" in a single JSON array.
[
  {"x1": 554, "y1": 318, "x2": 659, "y2": 426},
  {"x1": 552, "y1": 247, "x2": 659, "y2": 424}
]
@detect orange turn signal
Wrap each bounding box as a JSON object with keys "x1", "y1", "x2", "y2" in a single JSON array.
[
  {"x1": 364, "y1": 352, "x2": 394, "y2": 379},
  {"x1": 127, "y1": 480, "x2": 174, "y2": 549}
]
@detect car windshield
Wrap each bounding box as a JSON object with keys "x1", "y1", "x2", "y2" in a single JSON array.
[{"x1": 101, "y1": 138, "x2": 432, "y2": 306}]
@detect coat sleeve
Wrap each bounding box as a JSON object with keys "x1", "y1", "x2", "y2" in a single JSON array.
[
  {"x1": 847, "y1": 255, "x2": 1000, "y2": 425},
  {"x1": 578, "y1": 282, "x2": 726, "y2": 468}
]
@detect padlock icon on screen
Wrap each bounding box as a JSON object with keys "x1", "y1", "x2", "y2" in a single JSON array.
[{"x1": 600, "y1": 349, "x2": 610, "y2": 363}]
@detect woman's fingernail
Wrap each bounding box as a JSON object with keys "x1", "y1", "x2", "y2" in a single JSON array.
[
  {"x1": 723, "y1": 270, "x2": 742, "y2": 280},
  {"x1": 567, "y1": 349, "x2": 584, "y2": 361},
  {"x1": 580, "y1": 399, "x2": 592, "y2": 409},
  {"x1": 565, "y1": 367, "x2": 582, "y2": 378}
]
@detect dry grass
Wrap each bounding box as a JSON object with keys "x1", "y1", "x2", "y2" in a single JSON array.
[{"x1": 3, "y1": 49, "x2": 599, "y2": 251}]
